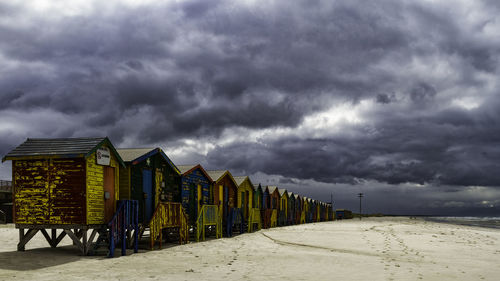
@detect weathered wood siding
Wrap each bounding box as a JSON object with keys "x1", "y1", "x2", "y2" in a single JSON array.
[
  {"x1": 236, "y1": 179, "x2": 253, "y2": 219},
  {"x1": 118, "y1": 166, "x2": 131, "y2": 200},
  {"x1": 181, "y1": 167, "x2": 211, "y2": 224},
  {"x1": 13, "y1": 158, "x2": 86, "y2": 225},
  {"x1": 212, "y1": 175, "x2": 238, "y2": 223},
  {"x1": 86, "y1": 146, "x2": 119, "y2": 225},
  {"x1": 129, "y1": 153, "x2": 180, "y2": 224}
]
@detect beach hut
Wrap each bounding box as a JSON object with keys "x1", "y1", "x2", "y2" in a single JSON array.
[
  {"x1": 261, "y1": 185, "x2": 272, "y2": 229},
  {"x1": 294, "y1": 194, "x2": 303, "y2": 224},
  {"x1": 207, "y1": 170, "x2": 243, "y2": 237},
  {"x1": 304, "y1": 197, "x2": 313, "y2": 223},
  {"x1": 2, "y1": 137, "x2": 138, "y2": 257},
  {"x1": 250, "y1": 183, "x2": 263, "y2": 232},
  {"x1": 327, "y1": 203, "x2": 334, "y2": 221},
  {"x1": 234, "y1": 176, "x2": 253, "y2": 227},
  {"x1": 278, "y1": 189, "x2": 288, "y2": 226},
  {"x1": 177, "y1": 164, "x2": 221, "y2": 241},
  {"x1": 267, "y1": 186, "x2": 280, "y2": 227},
  {"x1": 117, "y1": 148, "x2": 187, "y2": 249},
  {"x1": 288, "y1": 192, "x2": 295, "y2": 225}
]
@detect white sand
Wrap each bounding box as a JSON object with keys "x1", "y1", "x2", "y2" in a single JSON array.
[{"x1": 0, "y1": 217, "x2": 499, "y2": 281}]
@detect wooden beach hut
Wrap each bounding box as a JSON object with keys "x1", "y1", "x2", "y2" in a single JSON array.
[
  {"x1": 250, "y1": 183, "x2": 263, "y2": 232},
  {"x1": 2, "y1": 137, "x2": 139, "y2": 257},
  {"x1": 177, "y1": 164, "x2": 221, "y2": 241},
  {"x1": 294, "y1": 194, "x2": 303, "y2": 224},
  {"x1": 304, "y1": 197, "x2": 312, "y2": 223},
  {"x1": 234, "y1": 176, "x2": 253, "y2": 227},
  {"x1": 288, "y1": 192, "x2": 295, "y2": 225},
  {"x1": 116, "y1": 148, "x2": 188, "y2": 249},
  {"x1": 327, "y1": 203, "x2": 334, "y2": 221},
  {"x1": 207, "y1": 170, "x2": 243, "y2": 237},
  {"x1": 261, "y1": 185, "x2": 272, "y2": 229},
  {"x1": 278, "y1": 188, "x2": 288, "y2": 226},
  {"x1": 267, "y1": 186, "x2": 279, "y2": 228}
]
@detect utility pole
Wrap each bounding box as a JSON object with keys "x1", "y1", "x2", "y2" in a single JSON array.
[{"x1": 358, "y1": 193, "x2": 363, "y2": 220}]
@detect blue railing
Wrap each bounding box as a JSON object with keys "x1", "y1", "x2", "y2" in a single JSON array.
[
  {"x1": 226, "y1": 208, "x2": 244, "y2": 237},
  {"x1": 108, "y1": 200, "x2": 139, "y2": 258}
]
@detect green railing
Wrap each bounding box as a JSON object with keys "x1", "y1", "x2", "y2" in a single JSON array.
[
  {"x1": 196, "y1": 205, "x2": 222, "y2": 242},
  {"x1": 247, "y1": 208, "x2": 262, "y2": 232}
]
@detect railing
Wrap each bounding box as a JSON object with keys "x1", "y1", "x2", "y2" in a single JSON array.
[
  {"x1": 300, "y1": 210, "x2": 306, "y2": 224},
  {"x1": 196, "y1": 205, "x2": 222, "y2": 242},
  {"x1": 270, "y1": 209, "x2": 278, "y2": 228},
  {"x1": 226, "y1": 208, "x2": 244, "y2": 237},
  {"x1": 108, "y1": 200, "x2": 139, "y2": 258},
  {"x1": 247, "y1": 208, "x2": 261, "y2": 232},
  {"x1": 278, "y1": 210, "x2": 287, "y2": 226},
  {"x1": 260, "y1": 209, "x2": 272, "y2": 229},
  {"x1": 149, "y1": 202, "x2": 188, "y2": 250}
]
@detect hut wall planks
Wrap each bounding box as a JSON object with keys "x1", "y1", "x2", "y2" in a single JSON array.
[
  {"x1": 118, "y1": 166, "x2": 131, "y2": 200},
  {"x1": 86, "y1": 147, "x2": 120, "y2": 224},
  {"x1": 181, "y1": 167, "x2": 211, "y2": 223},
  {"x1": 13, "y1": 158, "x2": 86, "y2": 224}
]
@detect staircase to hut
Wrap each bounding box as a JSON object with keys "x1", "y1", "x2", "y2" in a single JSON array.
[
  {"x1": 89, "y1": 200, "x2": 139, "y2": 258},
  {"x1": 196, "y1": 205, "x2": 222, "y2": 241},
  {"x1": 148, "y1": 202, "x2": 189, "y2": 250},
  {"x1": 247, "y1": 208, "x2": 262, "y2": 232}
]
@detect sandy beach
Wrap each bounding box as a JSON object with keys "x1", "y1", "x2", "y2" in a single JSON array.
[{"x1": 0, "y1": 217, "x2": 499, "y2": 281}]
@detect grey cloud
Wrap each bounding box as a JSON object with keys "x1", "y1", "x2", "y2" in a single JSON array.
[{"x1": 1, "y1": 0, "x2": 500, "y2": 215}]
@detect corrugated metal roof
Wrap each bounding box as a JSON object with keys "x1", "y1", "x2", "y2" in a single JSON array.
[
  {"x1": 233, "y1": 176, "x2": 248, "y2": 186},
  {"x1": 253, "y1": 184, "x2": 261, "y2": 192},
  {"x1": 116, "y1": 148, "x2": 156, "y2": 162},
  {"x1": 278, "y1": 188, "x2": 287, "y2": 196},
  {"x1": 206, "y1": 170, "x2": 227, "y2": 182},
  {"x1": 267, "y1": 185, "x2": 278, "y2": 194},
  {"x1": 177, "y1": 164, "x2": 197, "y2": 174},
  {"x1": 3, "y1": 137, "x2": 106, "y2": 159}
]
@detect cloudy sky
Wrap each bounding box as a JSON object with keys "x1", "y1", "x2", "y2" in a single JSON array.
[{"x1": 1, "y1": 0, "x2": 499, "y2": 215}]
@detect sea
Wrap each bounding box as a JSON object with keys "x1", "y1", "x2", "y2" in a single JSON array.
[{"x1": 424, "y1": 216, "x2": 500, "y2": 230}]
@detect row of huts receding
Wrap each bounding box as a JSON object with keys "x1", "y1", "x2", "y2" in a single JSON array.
[{"x1": 2, "y1": 137, "x2": 334, "y2": 257}]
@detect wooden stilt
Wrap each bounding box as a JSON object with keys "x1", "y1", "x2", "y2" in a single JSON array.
[
  {"x1": 64, "y1": 229, "x2": 84, "y2": 255},
  {"x1": 82, "y1": 229, "x2": 88, "y2": 255},
  {"x1": 40, "y1": 229, "x2": 53, "y2": 247},
  {"x1": 18, "y1": 229, "x2": 39, "y2": 251},
  {"x1": 53, "y1": 230, "x2": 67, "y2": 247}
]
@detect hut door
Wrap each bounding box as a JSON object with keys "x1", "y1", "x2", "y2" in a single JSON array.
[
  {"x1": 142, "y1": 169, "x2": 153, "y2": 222},
  {"x1": 224, "y1": 186, "x2": 228, "y2": 219},
  {"x1": 197, "y1": 184, "x2": 202, "y2": 217},
  {"x1": 103, "y1": 166, "x2": 115, "y2": 222},
  {"x1": 245, "y1": 191, "x2": 249, "y2": 215},
  {"x1": 189, "y1": 183, "x2": 196, "y2": 220}
]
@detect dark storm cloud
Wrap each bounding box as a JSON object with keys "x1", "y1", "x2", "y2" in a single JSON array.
[{"x1": 1, "y1": 0, "x2": 500, "y2": 214}]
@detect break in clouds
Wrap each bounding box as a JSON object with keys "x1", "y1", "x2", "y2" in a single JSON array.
[{"x1": 1, "y1": 0, "x2": 499, "y2": 215}]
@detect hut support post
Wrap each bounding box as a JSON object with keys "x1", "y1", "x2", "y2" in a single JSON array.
[{"x1": 18, "y1": 228, "x2": 39, "y2": 251}]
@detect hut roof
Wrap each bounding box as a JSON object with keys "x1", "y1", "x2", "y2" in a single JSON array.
[
  {"x1": 117, "y1": 147, "x2": 180, "y2": 174},
  {"x1": 2, "y1": 137, "x2": 125, "y2": 166},
  {"x1": 177, "y1": 164, "x2": 197, "y2": 174},
  {"x1": 177, "y1": 164, "x2": 213, "y2": 181},
  {"x1": 233, "y1": 176, "x2": 248, "y2": 186},
  {"x1": 206, "y1": 170, "x2": 238, "y2": 187},
  {"x1": 278, "y1": 188, "x2": 288, "y2": 197},
  {"x1": 206, "y1": 170, "x2": 226, "y2": 182},
  {"x1": 267, "y1": 185, "x2": 278, "y2": 194},
  {"x1": 294, "y1": 194, "x2": 300, "y2": 199},
  {"x1": 117, "y1": 148, "x2": 155, "y2": 162}
]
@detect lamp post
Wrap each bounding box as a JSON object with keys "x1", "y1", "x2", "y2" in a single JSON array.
[{"x1": 358, "y1": 193, "x2": 363, "y2": 220}]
